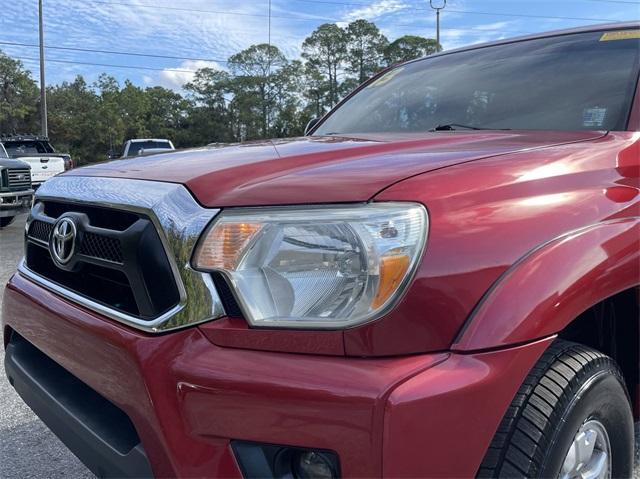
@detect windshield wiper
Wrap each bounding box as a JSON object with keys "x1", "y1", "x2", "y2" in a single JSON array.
[{"x1": 430, "y1": 123, "x2": 511, "y2": 132}]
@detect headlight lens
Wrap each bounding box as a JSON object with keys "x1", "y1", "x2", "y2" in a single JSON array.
[{"x1": 193, "y1": 203, "x2": 428, "y2": 329}]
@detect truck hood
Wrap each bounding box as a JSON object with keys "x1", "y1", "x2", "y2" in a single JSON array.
[
  {"x1": 66, "y1": 131, "x2": 605, "y2": 207},
  {"x1": 0, "y1": 158, "x2": 31, "y2": 169}
]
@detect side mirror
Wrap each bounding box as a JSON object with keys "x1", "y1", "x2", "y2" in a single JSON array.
[{"x1": 304, "y1": 118, "x2": 320, "y2": 136}]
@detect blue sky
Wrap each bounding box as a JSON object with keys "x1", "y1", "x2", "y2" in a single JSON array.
[{"x1": 2, "y1": 0, "x2": 639, "y2": 91}]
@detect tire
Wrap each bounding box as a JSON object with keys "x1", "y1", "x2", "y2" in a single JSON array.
[
  {"x1": 477, "y1": 340, "x2": 634, "y2": 479},
  {"x1": 0, "y1": 216, "x2": 15, "y2": 228}
]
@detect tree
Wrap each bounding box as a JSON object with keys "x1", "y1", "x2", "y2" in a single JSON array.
[
  {"x1": 94, "y1": 74, "x2": 125, "y2": 156},
  {"x1": 302, "y1": 23, "x2": 348, "y2": 109},
  {"x1": 345, "y1": 20, "x2": 388, "y2": 85},
  {"x1": 270, "y1": 60, "x2": 308, "y2": 137},
  {"x1": 301, "y1": 63, "x2": 328, "y2": 119},
  {"x1": 228, "y1": 44, "x2": 287, "y2": 139},
  {"x1": 0, "y1": 19, "x2": 446, "y2": 163},
  {"x1": 47, "y1": 76, "x2": 101, "y2": 164},
  {"x1": 143, "y1": 86, "x2": 190, "y2": 144},
  {"x1": 184, "y1": 68, "x2": 234, "y2": 144},
  {"x1": 0, "y1": 52, "x2": 39, "y2": 133},
  {"x1": 383, "y1": 35, "x2": 440, "y2": 66},
  {"x1": 119, "y1": 80, "x2": 151, "y2": 140}
]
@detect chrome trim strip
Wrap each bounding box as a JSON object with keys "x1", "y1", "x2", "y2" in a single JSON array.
[
  {"x1": 0, "y1": 190, "x2": 34, "y2": 198},
  {"x1": 20, "y1": 176, "x2": 225, "y2": 332}
]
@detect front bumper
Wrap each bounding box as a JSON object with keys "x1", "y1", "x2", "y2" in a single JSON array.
[
  {"x1": 0, "y1": 190, "x2": 33, "y2": 217},
  {"x1": 2, "y1": 272, "x2": 553, "y2": 478}
]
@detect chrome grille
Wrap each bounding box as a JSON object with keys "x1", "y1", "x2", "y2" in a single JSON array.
[
  {"x1": 7, "y1": 168, "x2": 32, "y2": 190},
  {"x1": 19, "y1": 176, "x2": 225, "y2": 333}
]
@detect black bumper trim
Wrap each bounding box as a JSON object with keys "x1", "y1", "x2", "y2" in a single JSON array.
[{"x1": 4, "y1": 332, "x2": 154, "y2": 478}]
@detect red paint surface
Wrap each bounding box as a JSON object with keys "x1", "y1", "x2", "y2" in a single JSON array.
[
  {"x1": 200, "y1": 317, "x2": 345, "y2": 356},
  {"x1": 383, "y1": 337, "x2": 554, "y2": 477},
  {"x1": 454, "y1": 219, "x2": 640, "y2": 351},
  {"x1": 3, "y1": 273, "x2": 557, "y2": 477},
  {"x1": 346, "y1": 131, "x2": 640, "y2": 356},
  {"x1": 65, "y1": 131, "x2": 603, "y2": 207},
  {"x1": 66, "y1": 129, "x2": 640, "y2": 359},
  {"x1": 3, "y1": 28, "x2": 639, "y2": 475}
]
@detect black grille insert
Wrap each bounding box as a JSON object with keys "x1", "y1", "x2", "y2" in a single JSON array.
[
  {"x1": 25, "y1": 201, "x2": 180, "y2": 320},
  {"x1": 44, "y1": 201, "x2": 138, "y2": 231},
  {"x1": 27, "y1": 243, "x2": 140, "y2": 316},
  {"x1": 28, "y1": 220, "x2": 53, "y2": 243},
  {"x1": 26, "y1": 242, "x2": 139, "y2": 316},
  {"x1": 80, "y1": 232, "x2": 123, "y2": 264}
]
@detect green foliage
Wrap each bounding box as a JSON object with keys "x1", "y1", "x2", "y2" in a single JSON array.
[
  {"x1": 0, "y1": 20, "x2": 438, "y2": 163},
  {"x1": 0, "y1": 53, "x2": 39, "y2": 133},
  {"x1": 384, "y1": 35, "x2": 440, "y2": 66},
  {"x1": 345, "y1": 20, "x2": 389, "y2": 85},
  {"x1": 302, "y1": 23, "x2": 348, "y2": 110}
]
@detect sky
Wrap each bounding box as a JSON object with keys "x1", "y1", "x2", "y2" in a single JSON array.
[{"x1": 1, "y1": 0, "x2": 639, "y2": 91}]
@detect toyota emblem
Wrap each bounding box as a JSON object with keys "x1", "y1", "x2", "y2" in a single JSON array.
[{"x1": 50, "y1": 217, "x2": 77, "y2": 266}]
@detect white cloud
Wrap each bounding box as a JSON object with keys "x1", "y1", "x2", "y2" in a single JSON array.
[
  {"x1": 157, "y1": 60, "x2": 224, "y2": 90},
  {"x1": 341, "y1": 0, "x2": 409, "y2": 25}
]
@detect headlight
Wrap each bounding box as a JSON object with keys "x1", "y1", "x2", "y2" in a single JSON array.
[{"x1": 193, "y1": 203, "x2": 428, "y2": 329}]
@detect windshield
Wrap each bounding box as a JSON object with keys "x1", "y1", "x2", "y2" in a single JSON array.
[
  {"x1": 4, "y1": 140, "x2": 54, "y2": 156},
  {"x1": 314, "y1": 30, "x2": 640, "y2": 135},
  {"x1": 126, "y1": 141, "x2": 172, "y2": 156},
  {"x1": 0, "y1": 144, "x2": 7, "y2": 158}
]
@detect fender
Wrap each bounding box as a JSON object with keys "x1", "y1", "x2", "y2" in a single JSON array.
[{"x1": 453, "y1": 218, "x2": 639, "y2": 352}]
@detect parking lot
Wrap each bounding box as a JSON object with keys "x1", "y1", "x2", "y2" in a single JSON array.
[
  {"x1": 0, "y1": 215, "x2": 92, "y2": 478},
  {"x1": 0, "y1": 214, "x2": 639, "y2": 478}
]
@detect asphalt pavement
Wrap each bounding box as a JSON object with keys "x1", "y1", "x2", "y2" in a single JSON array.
[
  {"x1": 0, "y1": 214, "x2": 638, "y2": 478},
  {"x1": 0, "y1": 214, "x2": 93, "y2": 478}
]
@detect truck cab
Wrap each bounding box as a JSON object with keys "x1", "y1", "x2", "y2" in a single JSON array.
[
  {"x1": 0, "y1": 143, "x2": 33, "y2": 227},
  {"x1": 1, "y1": 135, "x2": 70, "y2": 188},
  {"x1": 121, "y1": 139, "x2": 175, "y2": 158}
]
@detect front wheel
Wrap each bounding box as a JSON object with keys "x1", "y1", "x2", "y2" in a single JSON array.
[
  {"x1": 0, "y1": 216, "x2": 15, "y2": 228},
  {"x1": 477, "y1": 340, "x2": 634, "y2": 479}
]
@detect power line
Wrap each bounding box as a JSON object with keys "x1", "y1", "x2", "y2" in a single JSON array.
[
  {"x1": 89, "y1": 1, "x2": 338, "y2": 23},
  {"x1": 0, "y1": 23, "x2": 539, "y2": 66},
  {"x1": 86, "y1": 0, "x2": 625, "y2": 24},
  {"x1": 297, "y1": 0, "x2": 640, "y2": 7},
  {"x1": 445, "y1": 9, "x2": 620, "y2": 22},
  {"x1": 3, "y1": 4, "x2": 623, "y2": 75},
  {"x1": 16, "y1": 55, "x2": 200, "y2": 73},
  {"x1": 0, "y1": 40, "x2": 232, "y2": 64}
]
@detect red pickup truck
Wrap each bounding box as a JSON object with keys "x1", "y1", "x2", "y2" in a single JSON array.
[{"x1": 3, "y1": 23, "x2": 639, "y2": 479}]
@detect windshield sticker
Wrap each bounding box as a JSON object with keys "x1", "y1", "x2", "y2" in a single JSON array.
[
  {"x1": 583, "y1": 107, "x2": 607, "y2": 128},
  {"x1": 600, "y1": 30, "x2": 640, "y2": 41},
  {"x1": 369, "y1": 67, "x2": 404, "y2": 88}
]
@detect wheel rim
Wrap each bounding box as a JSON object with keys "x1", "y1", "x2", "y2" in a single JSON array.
[{"x1": 559, "y1": 419, "x2": 612, "y2": 479}]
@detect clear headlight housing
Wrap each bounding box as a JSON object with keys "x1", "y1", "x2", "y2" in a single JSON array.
[{"x1": 193, "y1": 203, "x2": 428, "y2": 329}]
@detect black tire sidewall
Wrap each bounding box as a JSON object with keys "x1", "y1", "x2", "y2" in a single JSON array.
[
  {"x1": 0, "y1": 216, "x2": 15, "y2": 228},
  {"x1": 540, "y1": 372, "x2": 634, "y2": 479}
]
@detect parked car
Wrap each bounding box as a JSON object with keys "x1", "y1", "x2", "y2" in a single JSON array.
[
  {"x1": 120, "y1": 138, "x2": 175, "y2": 158},
  {"x1": 1, "y1": 135, "x2": 70, "y2": 188},
  {"x1": 0, "y1": 143, "x2": 33, "y2": 227},
  {"x1": 3, "y1": 23, "x2": 639, "y2": 479}
]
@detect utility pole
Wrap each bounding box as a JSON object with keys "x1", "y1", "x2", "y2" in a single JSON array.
[
  {"x1": 38, "y1": 0, "x2": 48, "y2": 137},
  {"x1": 430, "y1": 0, "x2": 446, "y2": 52},
  {"x1": 266, "y1": 0, "x2": 272, "y2": 138}
]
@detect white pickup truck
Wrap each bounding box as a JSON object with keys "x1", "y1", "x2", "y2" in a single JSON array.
[
  {"x1": 1, "y1": 135, "x2": 70, "y2": 188},
  {"x1": 121, "y1": 138, "x2": 175, "y2": 158}
]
